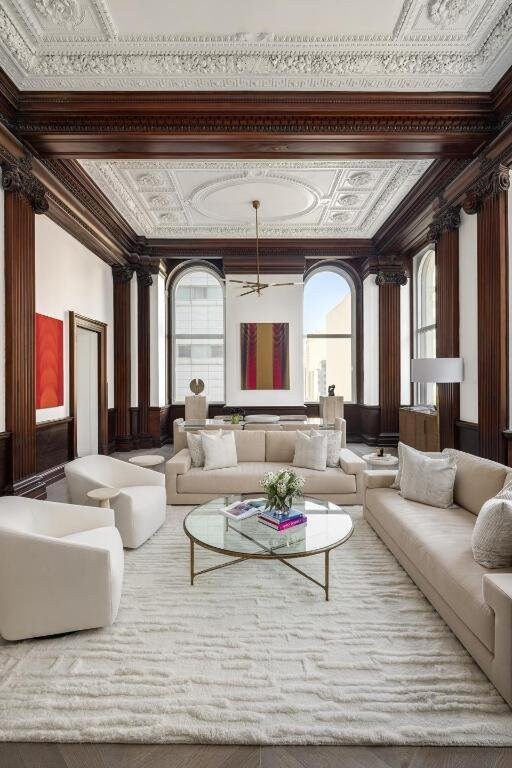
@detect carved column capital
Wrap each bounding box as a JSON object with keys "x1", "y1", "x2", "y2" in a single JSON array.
[
  {"x1": 428, "y1": 204, "x2": 461, "y2": 243},
  {"x1": 112, "y1": 265, "x2": 135, "y2": 283},
  {"x1": 375, "y1": 270, "x2": 407, "y2": 286},
  {"x1": 462, "y1": 161, "x2": 510, "y2": 215},
  {"x1": 136, "y1": 268, "x2": 153, "y2": 288},
  {"x1": 0, "y1": 153, "x2": 48, "y2": 214}
]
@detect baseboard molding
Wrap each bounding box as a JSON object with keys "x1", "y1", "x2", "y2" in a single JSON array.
[{"x1": 377, "y1": 431, "x2": 399, "y2": 447}]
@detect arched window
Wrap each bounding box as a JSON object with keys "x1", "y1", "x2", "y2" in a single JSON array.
[
  {"x1": 172, "y1": 266, "x2": 225, "y2": 403},
  {"x1": 414, "y1": 248, "x2": 436, "y2": 404},
  {"x1": 304, "y1": 267, "x2": 356, "y2": 403}
]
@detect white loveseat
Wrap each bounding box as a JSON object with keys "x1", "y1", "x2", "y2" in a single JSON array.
[
  {"x1": 363, "y1": 448, "x2": 512, "y2": 707},
  {"x1": 65, "y1": 455, "x2": 166, "y2": 548},
  {"x1": 166, "y1": 427, "x2": 365, "y2": 505},
  {"x1": 0, "y1": 497, "x2": 123, "y2": 641}
]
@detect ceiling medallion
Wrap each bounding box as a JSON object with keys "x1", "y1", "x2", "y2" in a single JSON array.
[
  {"x1": 346, "y1": 172, "x2": 372, "y2": 188},
  {"x1": 337, "y1": 194, "x2": 361, "y2": 207},
  {"x1": 138, "y1": 173, "x2": 164, "y2": 187},
  {"x1": 331, "y1": 211, "x2": 353, "y2": 223},
  {"x1": 150, "y1": 194, "x2": 171, "y2": 209},
  {"x1": 33, "y1": 0, "x2": 84, "y2": 28},
  {"x1": 428, "y1": 0, "x2": 477, "y2": 25}
]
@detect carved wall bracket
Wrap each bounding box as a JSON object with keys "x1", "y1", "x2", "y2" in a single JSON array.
[
  {"x1": 112, "y1": 265, "x2": 135, "y2": 283},
  {"x1": 427, "y1": 204, "x2": 461, "y2": 242},
  {"x1": 135, "y1": 268, "x2": 153, "y2": 288},
  {"x1": 0, "y1": 153, "x2": 48, "y2": 214},
  {"x1": 462, "y1": 161, "x2": 510, "y2": 215},
  {"x1": 375, "y1": 270, "x2": 408, "y2": 286}
]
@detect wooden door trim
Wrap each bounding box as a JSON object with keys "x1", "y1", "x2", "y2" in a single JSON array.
[{"x1": 69, "y1": 312, "x2": 108, "y2": 457}]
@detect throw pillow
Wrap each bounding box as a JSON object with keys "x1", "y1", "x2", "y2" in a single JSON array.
[
  {"x1": 399, "y1": 443, "x2": 456, "y2": 508},
  {"x1": 392, "y1": 442, "x2": 443, "y2": 490},
  {"x1": 293, "y1": 431, "x2": 328, "y2": 471},
  {"x1": 311, "y1": 429, "x2": 342, "y2": 468},
  {"x1": 202, "y1": 431, "x2": 238, "y2": 471},
  {"x1": 472, "y1": 497, "x2": 512, "y2": 568},
  {"x1": 186, "y1": 430, "x2": 222, "y2": 467}
]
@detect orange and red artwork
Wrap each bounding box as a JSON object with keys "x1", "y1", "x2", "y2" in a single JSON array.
[
  {"x1": 35, "y1": 313, "x2": 63, "y2": 409},
  {"x1": 241, "y1": 322, "x2": 290, "y2": 390}
]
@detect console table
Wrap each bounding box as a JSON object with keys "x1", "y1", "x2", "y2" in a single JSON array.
[{"x1": 399, "y1": 407, "x2": 440, "y2": 452}]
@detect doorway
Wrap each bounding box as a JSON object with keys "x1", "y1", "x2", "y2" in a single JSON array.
[
  {"x1": 76, "y1": 326, "x2": 99, "y2": 455},
  {"x1": 69, "y1": 312, "x2": 108, "y2": 457}
]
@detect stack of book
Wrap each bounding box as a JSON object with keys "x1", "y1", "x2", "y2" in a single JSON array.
[{"x1": 258, "y1": 508, "x2": 307, "y2": 532}]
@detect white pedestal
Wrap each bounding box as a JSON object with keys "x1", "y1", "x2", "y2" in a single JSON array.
[
  {"x1": 185, "y1": 395, "x2": 207, "y2": 421},
  {"x1": 319, "y1": 396, "x2": 344, "y2": 425}
]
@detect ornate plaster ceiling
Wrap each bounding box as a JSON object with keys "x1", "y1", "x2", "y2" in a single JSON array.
[
  {"x1": 0, "y1": 0, "x2": 511, "y2": 90},
  {"x1": 79, "y1": 158, "x2": 432, "y2": 238}
]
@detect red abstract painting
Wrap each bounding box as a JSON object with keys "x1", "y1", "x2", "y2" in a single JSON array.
[
  {"x1": 35, "y1": 313, "x2": 63, "y2": 409},
  {"x1": 241, "y1": 322, "x2": 290, "y2": 390}
]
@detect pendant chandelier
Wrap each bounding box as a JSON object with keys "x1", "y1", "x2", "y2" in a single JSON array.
[{"x1": 226, "y1": 200, "x2": 302, "y2": 296}]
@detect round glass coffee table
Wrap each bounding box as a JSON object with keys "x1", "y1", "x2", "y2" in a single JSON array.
[{"x1": 183, "y1": 496, "x2": 353, "y2": 601}]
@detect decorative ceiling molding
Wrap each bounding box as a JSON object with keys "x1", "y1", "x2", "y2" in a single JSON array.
[
  {"x1": 0, "y1": 0, "x2": 511, "y2": 91},
  {"x1": 79, "y1": 158, "x2": 432, "y2": 239}
]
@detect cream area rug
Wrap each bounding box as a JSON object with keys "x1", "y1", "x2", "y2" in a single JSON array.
[{"x1": 1, "y1": 506, "x2": 512, "y2": 745}]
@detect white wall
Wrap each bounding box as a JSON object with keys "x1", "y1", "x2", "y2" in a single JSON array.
[
  {"x1": 459, "y1": 209, "x2": 478, "y2": 424},
  {"x1": 363, "y1": 275, "x2": 379, "y2": 405},
  {"x1": 0, "y1": 180, "x2": 5, "y2": 433},
  {"x1": 225, "y1": 274, "x2": 304, "y2": 406},
  {"x1": 35, "y1": 215, "x2": 114, "y2": 423},
  {"x1": 150, "y1": 271, "x2": 167, "y2": 407},
  {"x1": 400, "y1": 280, "x2": 411, "y2": 406}
]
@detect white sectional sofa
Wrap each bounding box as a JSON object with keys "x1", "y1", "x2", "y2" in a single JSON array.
[
  {"x1": 166, "y1": 426, "x2": 365, "y2": 505},
  {"x1": 363, "y1": 448, "x2": 512, "y2": 707}
]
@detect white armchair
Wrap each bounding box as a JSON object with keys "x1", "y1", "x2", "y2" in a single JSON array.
[
  {"x1": 65, "y1": 455, "x2": 166, "y2": 548},
  {"x1": 0, "y1": 496, "x2": 123, "y2": 642}
]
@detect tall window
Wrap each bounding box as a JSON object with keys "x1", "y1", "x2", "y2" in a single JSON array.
[
  {"x1": 414, "y1": 248, "x2": 436, "y2": 404},
  {"x1": 172, "y1": 267, "x2": 224, "y2": 403},
  {"x1": 304, "y1": 268, "x2": 356, "y2": 402}
]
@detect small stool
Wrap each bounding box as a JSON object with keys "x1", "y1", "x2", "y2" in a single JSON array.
[
  {"x1": 87, "y1": 487, "x2": 121, "y2": 509},
  {"x1": 128, "y1": 455, "x2": 165, "y2": 469}
]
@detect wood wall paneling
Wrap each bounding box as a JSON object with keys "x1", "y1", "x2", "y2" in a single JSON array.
[
  {"x1": 112, "y1": 267, "x2": 134, "y2": 450},
  {"x1": 2, "y1": 157, "x2": 50, "y2": 496},
  {"x1": 463, "y1": 165, "x2": 509, "y2": 462},
  {"x1": 378, "y1": 275, "x2": 403, "y2": 444},
  {"x1": 456, "y1": 420, "x2": 480, "y2": 456},
  {"x1": 36, "y1": 417, "x2": 73, "y2": 483},
  {"x1": 431, "y1": 207, "x2": 460, "y2": 449}
]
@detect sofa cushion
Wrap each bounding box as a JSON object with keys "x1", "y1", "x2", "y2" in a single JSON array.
[
  {"x1": 202, "y1": 431, "x2": 238, "y2": 471},
  {"x1": 443, "y1": 449, "x2": 509, "y2": 516},
  {"x1": 365, "y1": 487, "x2": 508, "y2": 652},
  {"x1": 265, "y1": 431, "x2": 297, "y2": 463},
  {"x1": 177, "y1": 462, "x2": 356, "y2": 496},
  {"x1": 400, "y1": 444, "x2": 456, "y2": 508},
  {"x1": 293, "y1": 431, "x2": 328, "y2": 471},
  {"x1": 472, "y1": 497, "x2": 512, "y2": 568},
  {"x1": 233, "y1": 430, "x2": 266, "y2": 462}
]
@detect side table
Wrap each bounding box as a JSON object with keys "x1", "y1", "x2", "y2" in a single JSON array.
[
  {"x1": 128, "y1": 455, "x2": 165, "y2": 469},
  {"x1": 87, "y1": 487, "x2": 121, "y2": 509}
]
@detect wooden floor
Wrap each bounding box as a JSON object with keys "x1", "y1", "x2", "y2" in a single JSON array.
[{"x1": 0, "y1": 744, "x2": 511, "y2": 768}]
